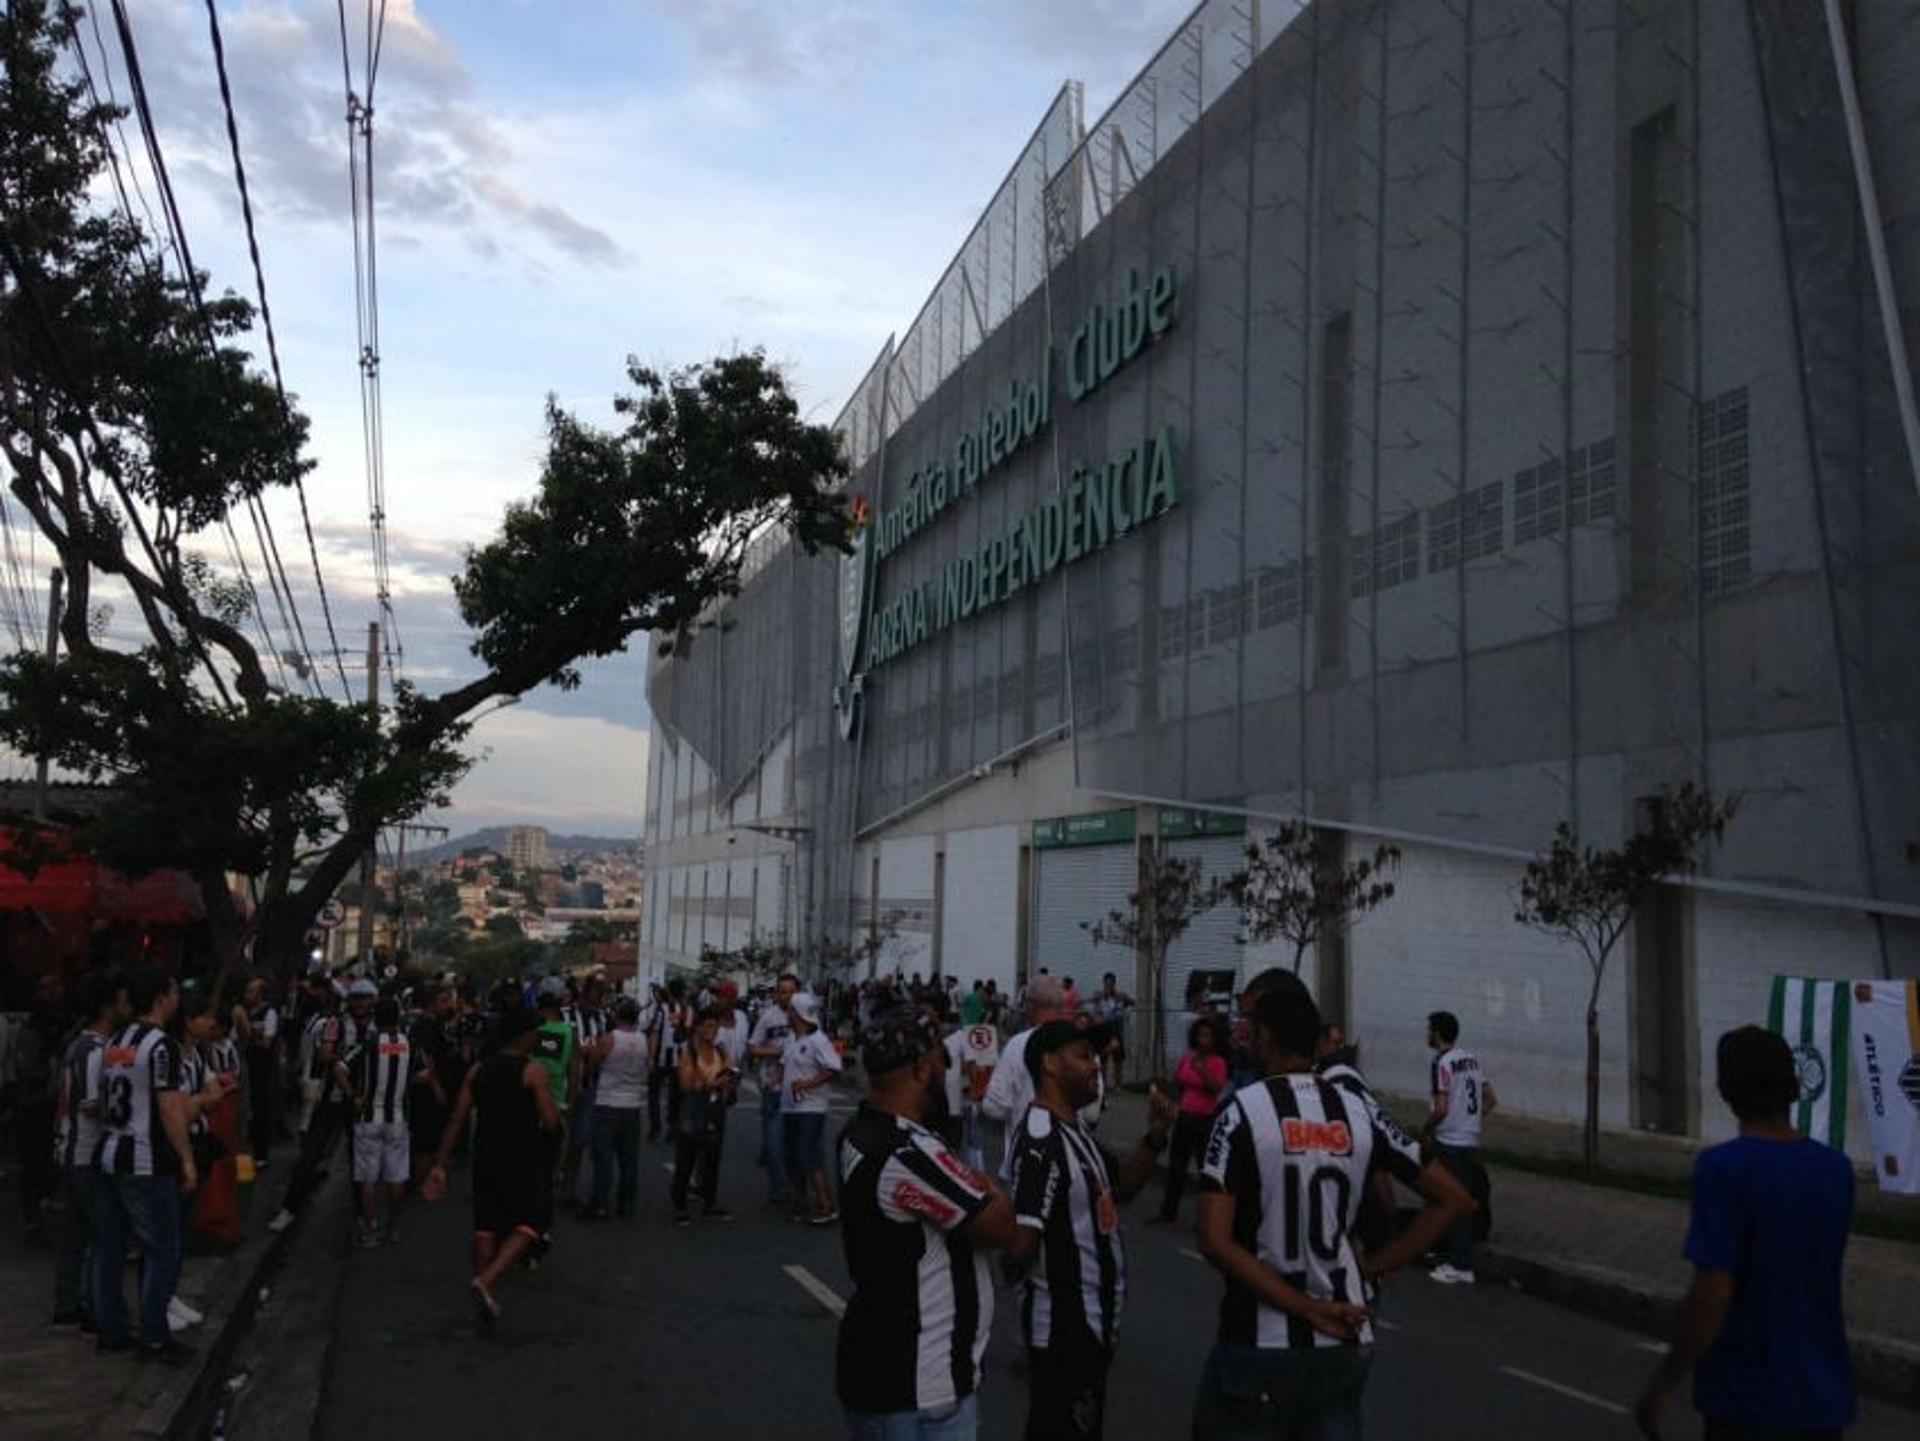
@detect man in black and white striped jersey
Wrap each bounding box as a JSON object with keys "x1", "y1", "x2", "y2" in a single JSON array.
[
  {"x1": 341, "y1": 996, "x2": 438, "y2": 1246},
  {"x1": 559, "y1": 980, "x2": 608, "y2": 1203},
  {"x1": 1192, "y1": 984, "x2": 1476, "y2": 1438},
  {"x1": 91, "y1": 970, "x2": 198, "y2": 1364},
  {"x1": 1006, "y1": 1020, "x2": 1177, "y2": 1440},
  {"x1": 836, "y1": 1005, "x2": 1020, "y2": 1439}
]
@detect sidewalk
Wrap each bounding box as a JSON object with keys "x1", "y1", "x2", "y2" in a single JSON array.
[
  {"x1": 1094, "y1": 1087, "x2": 1920, "y2": 1405},
  {"x1": 0, "y1": 1158, "x2": 325, "y2": 1440}
]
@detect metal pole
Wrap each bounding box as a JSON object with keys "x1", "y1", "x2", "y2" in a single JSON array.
[
  {"x1": 1823, "y1": 0, "x2": 1920, "y2": 508},
  {"x1": 356, "y1": 621, "x2": 379, "y2": 969},
  {"x1": 32, "y1": 567, "x2": 64, "y2": 820}
]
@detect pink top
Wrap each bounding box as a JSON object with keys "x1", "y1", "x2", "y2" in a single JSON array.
[{"x1": 1175, "y1": 1052, "x2": 1229, "y2": 1116}]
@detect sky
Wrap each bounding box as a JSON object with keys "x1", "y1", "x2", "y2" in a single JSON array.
[{"x1": 12, "y1": 0, "x2": 1196, "y2": 838}]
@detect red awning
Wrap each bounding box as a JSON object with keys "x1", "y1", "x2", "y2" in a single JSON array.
[{"x1": 0, "y1": 828, "x2": 205, "y2": 925}]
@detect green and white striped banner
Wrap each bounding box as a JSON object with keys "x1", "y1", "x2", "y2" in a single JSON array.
[{"x1": 1768, "y1": 976, "x2": 1851, "y2": 1147}]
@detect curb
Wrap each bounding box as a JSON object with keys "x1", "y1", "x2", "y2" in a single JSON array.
[
  {"x1": 1478, "y1": 1244, "x2": 1920, "y2": 1409},
  {"x1": 110, "y1": 1164, "x2": 346, "y2": 1440}
]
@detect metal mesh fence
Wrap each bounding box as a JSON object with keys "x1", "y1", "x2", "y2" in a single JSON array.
[{"x1": 649, "y1": 0, "x2": 1920, "y2": 945}]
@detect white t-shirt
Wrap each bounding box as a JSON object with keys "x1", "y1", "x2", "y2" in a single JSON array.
[
  {"x1": 748, "y1": 1005, "x2": 793, "y2": 1091},
  {"x1": 942, "y1": 1028, "x2": 970, "y2": 1118},
  {"x1": 780, "y1": 1030, "x2": 843, "y2": 1114},
  {"x1": 715, "y1": 1013, "x2": 749, "y2": 1072},
  {"x1": 1431, "y1": 1045, "x2": 1488, "y2": 1147}
]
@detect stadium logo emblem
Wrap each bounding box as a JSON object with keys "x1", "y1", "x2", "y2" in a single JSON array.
[
  {"x1": 1792, "y1": 1044, "x2": 1828, "y2": 1104},
  {"x1": 835, "y1": 496, "x2": 873, "y2": 739}
]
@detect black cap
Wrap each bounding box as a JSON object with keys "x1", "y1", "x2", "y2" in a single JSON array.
[
  {"x1": 859, "y1": 1005, "x2": 943, "y2": 1077},
  {"x1": 496, "y1": 1007, "x2": 541, "y2": 1043},
  {"x1": 1024, "y1": 1019, "x2": 1119, "y2": 1084}
]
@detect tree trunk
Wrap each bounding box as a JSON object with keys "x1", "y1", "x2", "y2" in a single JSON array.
[{"x1": 1584, "y1": 1005, "x2": 1601, "y2": 1171}]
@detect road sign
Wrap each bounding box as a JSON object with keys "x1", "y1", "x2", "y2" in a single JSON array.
[
  {"x1": 964, "y1": 1024, "x2": 1000, "y2": 1068},
  {"x1": 317, "y1": 898, "x2": 347, "y2": 929}
]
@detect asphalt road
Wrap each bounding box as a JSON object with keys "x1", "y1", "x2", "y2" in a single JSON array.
[{"x1": 308, "y1": 1093, "x2": 1916, "y2": 1441}]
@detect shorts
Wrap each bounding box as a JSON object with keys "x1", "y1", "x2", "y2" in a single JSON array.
[
  {"x1": 351, "y1": 1120, "x2": 411, "y2": 1184},
  {"x1": 472, "y1": 1157, "x2": 543, "y2": 1239}
]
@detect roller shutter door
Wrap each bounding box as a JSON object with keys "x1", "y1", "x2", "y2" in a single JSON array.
[
  {"x1": 940, "y1": 826, "x2": 1020, "y2": 992},
  {"x1": 1030, "y1": 841, "x2": 1139, "y2": 993}
]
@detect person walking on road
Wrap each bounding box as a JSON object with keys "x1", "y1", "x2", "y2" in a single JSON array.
[
  {"x1": 273, "y1": 979, "x2": 373, "y2": 1232},
  {"x1": 1191, "y1": 983, "x2": 1476, "y2": 1439},
  {"x1": 1154, "y1": 1015, "x2": 1229, "y2": 1227},
  {"x1": 748, "y1": 972, "x2": 799, "y2": 1208},
  {"x1": 423, "y1": 1007, "x2": 562, "y2": 1328},
  {"x1": 837, "y1": 1006, "x2": 1020, "y2": 1440},
  {"x1": 342, "y1": 997, "x2": 436, "y2": 1247},
  {"x1": 782, "y1": 991, "x2": 843, "y2": 1224},
  {"x1": 1007, "y1": 1020, "x2": 1175, "y2": 1440},
  {"x1": 1634, "y1": 1025, "x2": 1856, "y2": 1441},
  {"x1": 529, "y1": 983, "x2": 579, "y2": 1255},
  {"x1": 672, "y1": 1007, "x2": 738, "y2": 1226},
  {"x1": 1422, "y1": 1009, "x2": 1495, "y2": 1285},
  {"x1": 584, "y1": 997, "x2": 649, "y2": 1220}
]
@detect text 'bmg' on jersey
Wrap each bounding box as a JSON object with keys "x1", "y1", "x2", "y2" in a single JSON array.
[{"x1": 1200, "y1": 1073, "x2": 1423, "y2": 1349}]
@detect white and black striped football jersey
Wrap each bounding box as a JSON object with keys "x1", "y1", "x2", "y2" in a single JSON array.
[
  {"x1": 1200, "y1": 1072, "x2": 1423, "y2": 1349},
  {"x1": 95, "y1": 1021, "x2": 184, "y2": 1177},
  {"x1": 348, "y1": 1027, "x2": 425, "y2": 1125},
  {"x1": 1010, "y1": 1104, "x2": 1126, "y2": 1351},
  {"x1": 55, "y1": 1029, "x2": 108, "y2": 1170},
  {"x1": 836, "y1": 1103, "x2": 995, "y2": 1416}
]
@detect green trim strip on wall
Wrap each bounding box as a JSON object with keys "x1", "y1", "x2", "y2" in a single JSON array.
[{"x1": 1032, "y1": 809, "x2": 1137, "y2": 849}]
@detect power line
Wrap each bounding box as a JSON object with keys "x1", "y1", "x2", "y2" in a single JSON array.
[
  {"x1": 104, "y1": 0, "x2": 322, "y2": 698},
  {"x1": 201, "y1": 0, "x2": 354, "y2": 704},
  {"x1": 335, "y1": 0, "x2": 403, "y2": 684}
]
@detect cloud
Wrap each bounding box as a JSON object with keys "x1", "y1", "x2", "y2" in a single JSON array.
[
  {"x1": 427, "y1": 706, "x2": 648, "y2": 836},
  {"x1": 93, "y1": 0, "x2": 623, "y2": 269}
]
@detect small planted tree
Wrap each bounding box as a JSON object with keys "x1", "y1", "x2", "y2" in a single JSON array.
[
  {"x1": 1221, "y1": 823, "x2": 1400, "y2": 974},
  {"x1": 1087, "y1": 847, "x2": 1221, "y2": 1077},
  {"x1": 1515, "y1": 782, "x2": 1739, "y2": 1169}
]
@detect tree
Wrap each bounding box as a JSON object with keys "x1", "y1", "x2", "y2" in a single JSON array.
[
  {"x1": 1514, "y1": 782, "x2": 1739, "y2": 1169},
  {"x1": 0, "y1": 2, "x2": 848, "y2": 981},
  {"x1": 1221, "y1": 823, "x2": 1400, "y2": 973},
  {"x1": 1086, "y1": 846, "x2": 1222, "y2": 1079}
]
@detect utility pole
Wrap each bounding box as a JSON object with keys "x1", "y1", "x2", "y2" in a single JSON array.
[
  {"x1": 356, "y1": 621, "x2": 379, "y2": 970},
  {"x1": 31, "y1": 567, "x2": 63, "y2": 821}
]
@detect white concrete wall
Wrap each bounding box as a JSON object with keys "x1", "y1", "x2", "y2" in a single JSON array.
[
  {"x1": 878, "y1": 834, "x2": 938, "y2": 978},
  {"x1": 940, "y1": 825, "x2": 1021, "y2": 993},
  {"x1": 1348, "y1": 839, "x2": 1631, "y2": 1129},
  {"x1": 1691, "y1": 889, "x2": 1908, "y2": 1160}
]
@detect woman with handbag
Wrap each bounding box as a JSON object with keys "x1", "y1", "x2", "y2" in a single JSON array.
[{"x1": 671, "y1": 1008, "x2": 737, "y2": 1227}]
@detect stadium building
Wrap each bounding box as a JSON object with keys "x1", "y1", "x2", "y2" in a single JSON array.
[{"x1": 641, "y1": 0, "x2": 1920, "y2": 1154}]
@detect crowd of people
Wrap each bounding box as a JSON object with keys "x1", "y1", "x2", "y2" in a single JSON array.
[{"x1": 3, "y1": 953, "x2": 1863, "y2": 1440}]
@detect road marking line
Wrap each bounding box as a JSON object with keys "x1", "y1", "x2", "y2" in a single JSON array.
[
  {"x1": 1631, "y1": 1339, "x2": 1668, "y2": 1354},
  {"x1": 1373, "y1": 1317, "x2": 1402, "y2": 1332},
  {"x1": 784, "y1": 1263, "x2": 847, "y2": 1318},
  {"x1": 1498, "y1": 1367, "x2": 1629, "y2": 1416},
  {"x1": 1177, "y1": 1247, "x2": 1204, "y2": 1262}
]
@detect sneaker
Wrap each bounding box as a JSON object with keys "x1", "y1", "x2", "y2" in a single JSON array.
[
  {"x1": 267, "y1": 1208, "x2": 296, "y2": 1234},
  {"x1": 1429, "y1": 1263, "x2": 1476, "y2": 1286},
  {"x1": 700, "y1": 1207, "x2": 735, "y2": 1222},
  {"x1": 674, "y1": 1211, "x2": 692, "y2": 1228},
  {"x1": 166, "y1": 1297, "x2": 204, "y2": 1329},
  {"x1": 355, "y1": 1228, "x2": 383, "y2": 1249},
  {"x1": 137, "y1": 1337, "x2": 197, "y2": 1366},
  {"x1": 808, "y1": 1209, "x2": 840, "y2": 1227},
  {"x1": 469, "y1": 1279, "x2": 501, "y2": 1329}
]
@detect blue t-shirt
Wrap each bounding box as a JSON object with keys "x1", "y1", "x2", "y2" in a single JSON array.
[{"x1": 1685, "y1": 1135, "x2": 1855, "y2": 1430}]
